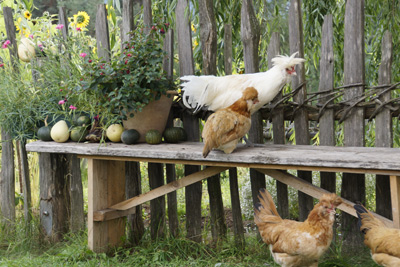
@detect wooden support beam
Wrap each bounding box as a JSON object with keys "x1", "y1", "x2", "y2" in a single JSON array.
[
  {"x1": 390, "y1": 176, "x2": 400, "y2": 228},
  {"x1": 108, "y1": 166, "x2": 228, "y2": 211},
  {"x1": 256, "y1": 169, "x2": 394, "y2": 228}
]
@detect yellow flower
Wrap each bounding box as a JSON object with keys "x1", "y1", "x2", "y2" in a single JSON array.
[
  {"x1": 106, "y1": 5, "x2": 114, "y2": 20},
  {"x1": 193, "y1": 39, "x2": 199, "y2": 47},
  {"x1": 15, "y1": 17, "x2": 22, "y2": 32},
  {"x1": 24, "y1": 11, "x2": 32, "y2": 20},
  {"x1": 92, "y1": 46, "x2": 97, "y2": 55},
  {"x1": 73, "y1": 11, "x2": 90, "y2": 28},
  {"x1": 191, "y1": 23, "x2": 196, "y2": 33}
]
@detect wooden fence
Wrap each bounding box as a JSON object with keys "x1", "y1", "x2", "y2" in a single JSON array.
[{"x1": 1, "y1": 0, "x2": 399, "y2": 246}]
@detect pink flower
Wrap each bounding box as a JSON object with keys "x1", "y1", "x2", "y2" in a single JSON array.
[
  {"x1": 58, "y1": 100, "x2": 66, "y2": 105},
  {"x1": 76, "y1": 27, "x2": 82, "y2": 31},
  {"x1": 159, "y1": 28, "x2": 165, "y2": 34},
  {"x1": 0, "y1": 63, "x2": 4, "y2": 67},
  {"x1": 69, "y1": 105, "x2": 77, "y2": 110},
  {"x1": 2, "y1": 40, "x2": 11, "y2": 49},
  {"x1": 79, "y1": 53, "x2": 87, "y2": 58},
  {"x1": 56, "y1": 24, "x2": 64, "y2": 30},
  {"x1": 29, "y1": 34, "x2": 34, "y2": 39}
]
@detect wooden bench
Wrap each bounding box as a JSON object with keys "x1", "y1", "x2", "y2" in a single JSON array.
[{"x1": 26, "y1": 141, "x2": 400, "y2": 252}]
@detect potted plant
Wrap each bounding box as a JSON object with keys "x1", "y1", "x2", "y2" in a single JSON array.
[{"x1": 77, "y1": 22, "x2": 175, "y2": 142}]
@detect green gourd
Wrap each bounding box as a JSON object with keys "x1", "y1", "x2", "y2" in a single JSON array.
[{"x1": 145, "y1": 129, "x2": 162, "y2": 144}]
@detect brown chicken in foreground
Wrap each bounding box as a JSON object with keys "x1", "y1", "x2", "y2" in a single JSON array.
[
  {"x1": 254, "y1": 188, "x2": 342, "y2": 267},
  {"x1": 202, "y1": 86, "x2": 259, "y2": 158},
  {"x1": 354, "y1": 204, "x2": 400, "y2": 267}
]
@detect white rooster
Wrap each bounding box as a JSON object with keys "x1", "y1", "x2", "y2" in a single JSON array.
[{"x1": 181, "y1": 52, "x2": 305, "y2": 113}]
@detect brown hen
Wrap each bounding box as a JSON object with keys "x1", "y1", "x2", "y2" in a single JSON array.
[
  {"x1": 254, "y1": 188, "x2": 342, "y2": 267},
  {"x1": 202, "y1": 86, "x2": 259, "y2": 158}
]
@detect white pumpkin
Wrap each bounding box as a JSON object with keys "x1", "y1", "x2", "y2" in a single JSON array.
[
  {"x1": 50, "y1": 120, "x2": 70, "y2": 143},
  {"x1": 106, "y1": 124, "x2": 124, "y2": 142},
  {"x1": 18, "y1": 37, "x2": 36, "y2": 62}
]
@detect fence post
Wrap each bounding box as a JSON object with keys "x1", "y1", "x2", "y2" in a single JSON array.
[
  {"x1": 241, "y1": 0, "x2": 266, "y2": 209},
  {"x1": 289, "y1": 0, "x2": 313, "y2": 222},
  {"x1": 176, "y1": 0, "x2": 202, "y2": 243},
  {"x1": 375, "y1": 31, "x2": 393, "y2": 219},
  {"x1": 318, "y1": 14, "x2": 336, "y2": 194},
  {"x1": 342, "y1": 0, "x2": 365, "y2": 245},
  {"x1": 0, "y1": 7, "x2": 17, "y2": 226}
]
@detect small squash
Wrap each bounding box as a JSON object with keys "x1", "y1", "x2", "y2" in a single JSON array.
[
  {"x1": 106, "y1": 124, "x2": 124, "y2": 142},
  {"x1": 18, "y1": 37, "x2": 36, "y2": 62},
  {"x1": 145, "y1": 129, "x2": 162, "y2": 144},
  {"x1": 163, "y1": 127, "x2": 187, "y2": 143},
  {"x1": 50, "y1": 120, "x2": 70, "y2": 143},
  {"x1": 37, "y1": 116, "x2": 52, "y2": 141},
  {"x1": 121, "y1": 129, "x2": 140, "y2": 145},
  {"x1": 70, "y1": 126, "x2": 89, "y2": 142}
]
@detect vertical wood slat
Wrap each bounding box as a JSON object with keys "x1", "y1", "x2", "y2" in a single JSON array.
[
  {"x1": 120, "y1": 0, "x2": 144, "y2": 245},
  {"x1": 0, "y1": 130, "x2": 15, "y2": 225},
  {"x1": 390, "y1": 176, "x2": 400, "y2": 228},
  {"x1": 58, "y1": 6, "x2": 85, "y2": 233},
  {"x1": 176, "y1": 0, "x2": 202, "y2": 243},
  {"x1": 143, "y1": 0, "x2": 152, "y2": 34},
  {"x1": 318, "y1": 14, "x2": 336, "y2": 194},
  {"x1": 88, "y1": 159, "x2": 125, "y2": 252},
  {"x1": 241, "y1": 0, "x2": 266, "y2": 207},
  {"x1": 199, "y1": 0, "x2": 226, "y2": 242},
  {"x1": 289, "y1": 0, "x2": 313, "y2": 222},
  {"x1": 268, "y1": 32, "x2": 289, "y2": 219},
  {"x1": 95, "y1": 4, "x2": 111, "y2": 62},
  {"x1": 18, "y1": 141, "x2": 32, "y2": 225},
  {"x1": 376, "y1": 31, "x2": 393, "y2": 219},
  {"x1": 342, "y1": 0, "x2": 366, "y2": 245},
  {"x1": 0, "y1": 7, "x2": 17, "y2": 226},
  {"x1": 224, "y1": 24, "x2": 245, "y2": 247}
]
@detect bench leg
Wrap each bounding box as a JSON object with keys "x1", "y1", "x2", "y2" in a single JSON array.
[
  {"x1": 390, "y1": 175, "x2": 400, "y2": 229},
  {"x1": 88, "y1": 159, "x2": 126, "y2": 252}
]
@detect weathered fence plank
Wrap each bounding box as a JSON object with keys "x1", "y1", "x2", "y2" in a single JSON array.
[
  {"x1": 241, "y1": 0, "x2": 266, "y2": 208},
  {"x1": 58, "y1": 6, "x2": 85, "y2": 233},
  {"x1": 176, "y1": 0, "x2": 202, "y2": 243},
  {"x1": 0, "y1": 130, "x2": 15, "y2": 226},
  {"x1": 95, "y1": 4, "x2": 110, "y2": 62},
  {"x1": 224, "y1": 23, "x2": 245, "y2": 247},
  {"x1": 342, "y1": 0, "x2": 366, "y2": 245},
  {"x1": 18, "y1": 140, "x2": 32, "y2": 226},
  {"x1": 0, "y1": 7, "x2": 17, "y2": 226},
  {"x1": 289, "y1": 0, "x2": 313, "y2": 221},
  {"x1": 375, "y1": 31, "x2": 393, "y2": 220},
  {"x1": 39, "y1": 153, "x2": 70, "y2": 242},
  {"x1": 318, "y1": 14, "x2": 336, "y2": 194},
  {"x1": 269, "y1": 32, "x2": 289, "y2": 219},
  {"x1": 148, "y1": 163, "x2": 166, "y2": 239},
  {"x1": 199, "y1": 0, "x2": 226, "y2": 242}
]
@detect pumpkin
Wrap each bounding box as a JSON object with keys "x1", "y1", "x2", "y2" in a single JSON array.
[
  {"x1": 37, "y1": 116, "x2": 52, "y2": 141},
  {"x1": 121, "y1": 129, "x2": 140, "y2": 145},
  {"x1": 145, "y1": 129, "x2": 162, "y2": 144},
  {"x1": 106, "y1": 124, "x2": 124, "y2": 142},
  {"x1": 50, "y1": 120, "x2": 69, "y2": 143},
  {"x1": 70, "y1": 126, "x2": 89, "y2": 142},
  {"x1": 163, "y1": 127, "x2": 187, "y2": 143},
  {"x1": 18, "y1": 37, "x2": 36, "y2": 62}
]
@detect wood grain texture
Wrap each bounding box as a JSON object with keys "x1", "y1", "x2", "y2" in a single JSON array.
[
  {"x1": 390, "y1": 176, "x2": 400, "y2": 228},
  {"x1": 121, "y1": 0, "x2": 134, "y2": 48},
  {"x1": 224, "y1": 24, "x2": 233, "y2": 75},
  {"x1": 3, "y1": 7, "x2": 18, "y2": 68},
  {"x1": 0, "y1": 130, "x2": 15, "y2": 224},
  {"x1": 26, "y1": 141, "x2": 400, "y2": 175},
  {"x1": 18, "y1": 140, "x2": 32, "y2": 224},
  {"x1": 318, "y1": 14, "x2": 336, "y2": 194},
  {"x1": 376, "y1": 31, "x2": 393, "y2": 219},
  {"x1": 95, "y1": 4, "x2": 110, "y2": 62}
]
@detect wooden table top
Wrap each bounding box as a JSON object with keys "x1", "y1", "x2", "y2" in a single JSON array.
[{"x1": 26, "y1": 141, "x2": 400, "y2": 175}]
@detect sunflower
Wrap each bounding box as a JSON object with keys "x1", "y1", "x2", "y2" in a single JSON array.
[
  {"x1": 73, "y1": 11, "x2": 90, "y2": 28},
  {"x1": 24, "y1": 10, "x2": 32, "y2": 20}
]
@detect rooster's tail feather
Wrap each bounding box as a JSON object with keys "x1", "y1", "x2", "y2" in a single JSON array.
[
  {"x1": 354, "y1": 204, "x2": 385, "y2": 234},
  {"x1": 254, "y1": 188, "x2": 282, "y2": 224},
  {"x1": 181, "y1": 75, "x2": 215, "y2": 112}
]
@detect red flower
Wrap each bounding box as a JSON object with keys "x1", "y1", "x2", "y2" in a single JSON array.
[
  {"x1": 126, "y1": 70, "x2": 130, "y2": 74},
  {"x1": 88, "y1": 59, "x2": 92, "y2": 63}
]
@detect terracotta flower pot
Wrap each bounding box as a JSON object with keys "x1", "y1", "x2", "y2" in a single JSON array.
[{"x1": 122, "y1": 94, "x2": 173, "y2": 143}]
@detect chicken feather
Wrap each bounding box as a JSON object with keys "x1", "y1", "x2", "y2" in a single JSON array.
[
  {"x1": 354, "y1": 204, "x2": 400, "y2": 267},
  {"x1": 202, "y1": 87, "x2": 259, "y2": 158},
  {"x1": 255, "y1": 188, "x2": 342, "y2": 267},
  {"x1": 181, "y1": 52, "x2": 304, "y2": 113}
]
